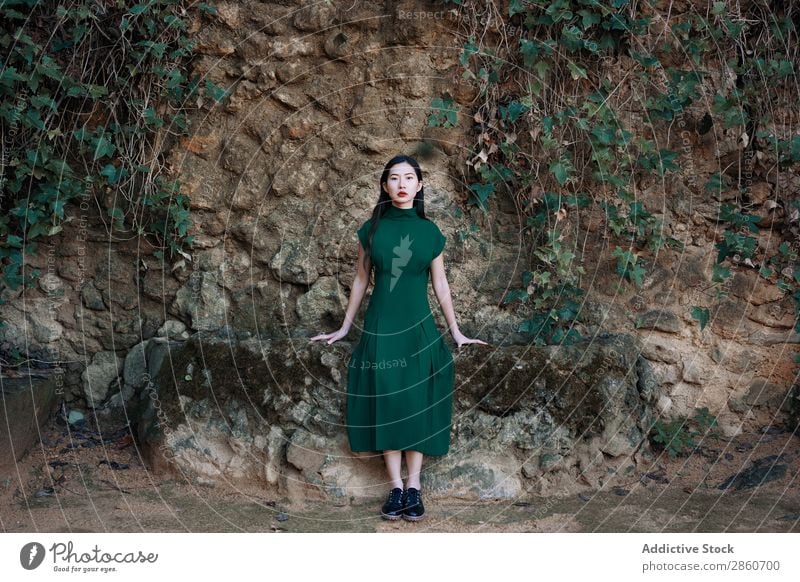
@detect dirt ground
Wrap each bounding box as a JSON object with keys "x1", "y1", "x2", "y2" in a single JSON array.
[{"x1": 2, "y1": 416, "x2": 799, "y2": 533}]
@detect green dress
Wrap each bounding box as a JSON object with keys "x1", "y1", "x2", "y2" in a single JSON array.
[{"x1": 346, "y1": 204, "x2": 455, "y2": 456}]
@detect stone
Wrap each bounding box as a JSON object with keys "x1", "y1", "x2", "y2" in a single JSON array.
[
  {"x1": 269, "y1": 160, "x2": 318, "y2": 197},
  {"x1": 215, "y1": 2, "x2": 240, "y2": 28},
  {"x1": 744, "y1": 378, "x2": 792, "y2": 411},
  {"x1": 27, "y1": 301, "x2": 64, "y2": 343},
  {"x1": 731, "y1": 270, "x2": 785, "y2": 306},
  {"x1": 717, "y1": 455, "x2": 788, "y2": 491},
  {"x1": 295, "y1": 276, "x2": 342, "y2": 327},
  {"x1": 640, "y1": 336, "x2": 681, "y2": 363},
  {"x1": 0, "y1": 375, "x2": 60, "y2": 475},
  {"x1": 286, "y1": 429, "x2": 328, "y2": 475},
  {"x1": 292, "y1": 3, "x2": 336, "y2": 31},
  {"x1": 171, "y1": 271, "x2": 230, "y2": 332},
  {"x1": 157, "y1": 319, "x2": 189, "y2": 339},
  {"x1": 323, "y1": 29, "x2": 359, "y2": 61},
  {"x1": 635, "y1": 309, "x2": 682, "y2": 333},
  {"x1": 135, "y1": 334, "x2": 661, "y2": 501},
  {"x1": 123, "y1": 341, "x2": 149, "y2": 390},
  {"x1": 710, "y1": 341, "x2": 758, "y2": 374},
  {"x1": 710, "y1": 299, "x2": 758, "y2": 340},
  {"x1": 81, "y1": 281, "x2": 106, "y2": 310},
  {"x1": 81, "y1": 350, "x2": 124, "y2": 408},
  {"x1": 681, "y1": 353, "x2": 718, "y2": 385},
  {"x1": 269, "y1": 240, "x2": 321, "y2": 285}
]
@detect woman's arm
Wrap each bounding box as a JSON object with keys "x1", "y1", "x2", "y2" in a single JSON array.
[
  {"x1": 310, "y1": 242, "x2": 370, "y2": 344},
  {"x1": 430, "y1": 254, "x2": 488, "y2": 347},
  {"x1": 340, "y1": 243, "x2": 371, "y2": 333},
  {"x1": 430, "y1": 253, "x2": 460, "y2": 336}
]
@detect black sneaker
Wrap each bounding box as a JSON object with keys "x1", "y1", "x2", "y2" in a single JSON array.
[
  {"x1": 380, "y1": 487, "x2": 405, "y2": 520},
  {"x1": 402, "y1": 487, "x2": 425, "y2": 521}
]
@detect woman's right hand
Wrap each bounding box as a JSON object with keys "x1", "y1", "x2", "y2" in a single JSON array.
[{"x1": 309, "y1": 327, "x2": 349, "y2": 345}]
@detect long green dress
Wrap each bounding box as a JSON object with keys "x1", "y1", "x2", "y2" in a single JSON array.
[{"x1": 346, "y1": 204, "x2": 455, "y2": 456}]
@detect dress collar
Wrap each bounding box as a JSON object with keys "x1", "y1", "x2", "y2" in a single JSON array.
[{"x1": 384, "y1": 204, "x2": 419, "y2": 220}]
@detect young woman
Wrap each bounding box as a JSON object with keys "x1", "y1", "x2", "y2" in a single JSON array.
[{"x1": 311, "y1": 155, "x2": 487, "y2": 521}]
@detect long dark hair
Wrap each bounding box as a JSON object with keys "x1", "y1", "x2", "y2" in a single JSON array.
[{"x1": 360, "y1": 155, "x2": 430, "y2": 282}]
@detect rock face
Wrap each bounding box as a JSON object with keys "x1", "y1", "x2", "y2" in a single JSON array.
[
  {"x1": 134, "y1": 333, "x2": 662, "y2": 500},
  {"x1": 0, "y1": 374, "x2": 61, "y2": 475},
  {"x1": 1, "y1": 1, "x2": 798, "y2": 499}
]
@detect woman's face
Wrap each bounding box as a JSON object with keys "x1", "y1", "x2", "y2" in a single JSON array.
[{"x1": 382, "y1": 162, "x2": 422, "y2": 208}]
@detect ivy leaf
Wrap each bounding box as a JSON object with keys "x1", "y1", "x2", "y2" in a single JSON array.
[
  {"x1": 508, "y1": 0, "x2": 526, "y2": 17},
  {"x1": 87, "y1": 84, "x2": 107, "y2": 99},
  {"x1": 428, "y1": 95, "x2": 458, "y2": 128},
  {"x1": 533, "y1": 59, "x2": 551, "y2": 80},
  {"x1": 711, "y1": 262, "x2": 731, "y2": 282},
  {"x1": 143, "y1": 107, "x2": 164, "y2": 128},
  {"x1": 203, "y1": 79, "x2": 229, "y2": 103},
  {"x1": 519, "y1": 39, "x2": 539, "y2": 69},
  {"x1": 549, "y1": 160, "x2": 569, "y2": 185},
  {"x1": 196, "y1": 2, "x2": 218, "y2": 15},
  {"x1": 92, "y1": 135, "x2": 115, "y2": 160},
  {"x1": 628, "y1": 261, "x2": 646, "y2": 287},
  {"x1": 6, "y1": 235, "x2": 23, "y2": 248},
  {"x1": 502, "y1": 288, "x2": 529, "y2": 304},
  {"x1": 567, "y1": 61, "x2": 588, "y2": 80},
  {"x1": 100, "y1": 163, "x2": 128, "y2": 184},
  {"x1": 468, "y1": 182, "x2": 494, "y2": 210},
  {"x1": 690, "y1": 306, "x2": 710, "y2": 330},
  {"x1": 129, "y1": 4, "x2": 153, "y2": 16},
  {"x1": 51, "y1": 199, "x2": 65, "y2": 219}
]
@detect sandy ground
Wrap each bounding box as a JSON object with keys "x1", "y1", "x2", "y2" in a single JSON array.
[{"x1": 2, "y1": 416, "x2": 799, "y2": 533}]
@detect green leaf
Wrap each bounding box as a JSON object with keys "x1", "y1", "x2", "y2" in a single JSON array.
[
  {"x1": 508, "y1": 0, "x2": 526, "y2": 17},
  {"x1": 6, "y1": 235, "x2": 23, "y2": 248},
  {"x1": 711, "y1": 262, "x2": 731, "y2": 282},
  {"x1": 428, "y1": 95, "x2": 458, "y2": 128},
  {"x1": 87, "y1": 84, "x2": 108, "y2": 99},
  {"x1": 196, "y1": 2, "x2": 219, "y2": 15},
  {"x1": 92, "y1": 135, "x2": 115, "y2": 160},
  {"x1": 567, "y1": 61, "x2": 588, "y2": 80},
  {"x1": 129, "y1": 3, "x2": 154, "y2": 16},
  {"x1": 690, "y1": 306, "x2": 710, "y2": 330},
  {"x1": 549, "y1": 160, "x2": 570, "y2": 185},
  {"x1": 203, "y1": 79, "x2": 229, "y2": 103},
  {"x1": 100, "y1": 163, "x2": 128, "y2": 184},
  {"x1": 468, "y1": 182, "x2": 494, "y2": 210}
]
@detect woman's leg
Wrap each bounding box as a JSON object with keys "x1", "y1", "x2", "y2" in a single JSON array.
[
  {"x1": 383, "y1": 450, "x2": 403, "y2": 489},
  {"x1": 404, "y1": 450, "x2": 423, "y2": 489}
]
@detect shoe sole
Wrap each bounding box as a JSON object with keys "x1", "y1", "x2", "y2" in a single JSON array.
[
  {"x1": 380, "y1": 512, "x2": 403, "y2": 520},
  {"x1": 402, "y1": 513, "x2": 425, "y2": 522}
]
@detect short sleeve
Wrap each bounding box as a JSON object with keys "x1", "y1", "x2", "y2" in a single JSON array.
[
  {"x1": 431, "y1": 223, "x2": 446, "y2": 260},
  {"x1": 357, "y1": 219, "x2": 371, "y2": 249}
]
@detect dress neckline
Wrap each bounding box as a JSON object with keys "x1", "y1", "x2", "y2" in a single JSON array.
[{"x1": 384, "y1": 204, "x2": 419, "y2": 220}]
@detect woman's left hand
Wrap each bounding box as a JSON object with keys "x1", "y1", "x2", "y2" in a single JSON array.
[{"x1": 451, "y1": 329, "x2": 489, "y2": 348}]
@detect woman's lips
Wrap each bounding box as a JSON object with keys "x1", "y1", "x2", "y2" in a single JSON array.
[{"x1": 398, "y1": 191, "x2": 407, "y2": 196}]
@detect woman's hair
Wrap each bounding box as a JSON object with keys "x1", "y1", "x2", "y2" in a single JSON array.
[{"x1": 360, "y1": 155, "x2": 430, "y2": 282}]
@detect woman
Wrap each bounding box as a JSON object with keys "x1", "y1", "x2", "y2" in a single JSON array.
[{"x1": 311, "y1": 155, "x2": 487, "y2": 521}]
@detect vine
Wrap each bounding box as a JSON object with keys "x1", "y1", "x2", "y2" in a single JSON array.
[
  {"x1": 431, "y1": 0, "x2": 798, "y2": 355},
  {"x1": 0, "y1": 0, "x2": 228, "y2": 299}
]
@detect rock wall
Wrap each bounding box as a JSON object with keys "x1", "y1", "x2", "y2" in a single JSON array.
[
  {"x1": 132, "y1": 332, "x2": 662, "y2": 500},
  {"x1": 2, "y1": 1, "x2": 798, "y2": 497}
]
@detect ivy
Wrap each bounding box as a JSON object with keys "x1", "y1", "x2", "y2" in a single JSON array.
[
  {"x1": 427, "y1": 94, "x2": 459, "y2": 128},
  {"x1": 0, "y1": 1, "x2": 223, "y2": 297}
]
